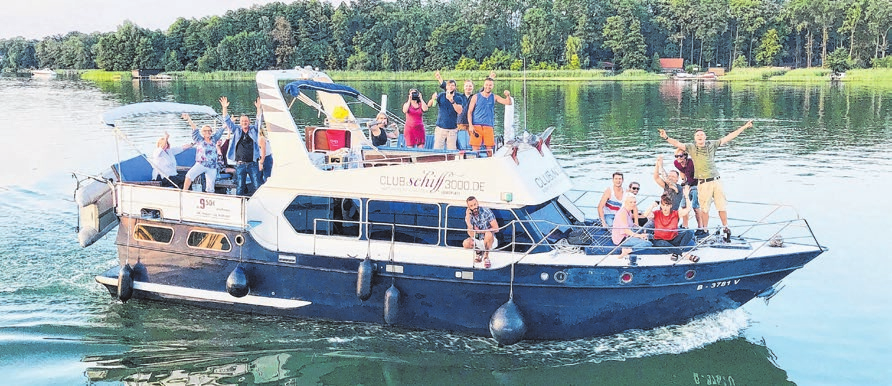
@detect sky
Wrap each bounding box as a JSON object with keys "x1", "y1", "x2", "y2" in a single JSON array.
[{"x1": 1, "y1": 0, "x2": 294, "y2": 40}]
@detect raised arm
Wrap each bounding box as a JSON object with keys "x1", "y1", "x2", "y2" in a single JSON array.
[
  {"x1": 653, "y1": 156, "x2": 667, "y2": 189},
  {"x1": 253, "y1": 97, "x2": 263, "y2": 128},
  {"x1": 495, "y1": 90, "x2": 512, "y2": 105},
  {"x1": 427, "y1": 92, "x2": 438, "y2": 108},
  {"x1": 659, "y1": 128, "x2": 686, "y2": 150},
  {"x1": 435, "y1": 70, "x2": 446, "y2": 90},
  {"x1": 219, "y1": 96, "x2": 238, "y2": 131},
  {"x1": 720, "y1": 120, "x2": 753, "y2": 145}
]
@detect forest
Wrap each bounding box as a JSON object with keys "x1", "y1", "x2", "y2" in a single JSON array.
[{"x1": 2, "y1": 0, "x2": 891, "y2": 74}]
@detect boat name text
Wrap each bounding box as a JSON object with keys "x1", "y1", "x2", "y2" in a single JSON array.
[
  {"x1": 380, "y1": 171, "x2": 485, "y2": 195},
  {"x1": 535, "y1": 166, "x2": 563, "y2": 189}
]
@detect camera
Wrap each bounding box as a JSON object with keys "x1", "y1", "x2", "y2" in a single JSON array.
[{"x1": 411, "y1": 91, "x2": 420, "y2": 102}]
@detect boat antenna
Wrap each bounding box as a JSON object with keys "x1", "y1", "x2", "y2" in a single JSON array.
[{"x1": 523, "y1": 56, "x2": 527, "y2": 133}]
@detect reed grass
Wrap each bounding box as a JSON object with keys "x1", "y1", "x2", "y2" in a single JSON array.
[
  {"x1": 843, "y1": 68, "x2": 892, "y2": 82},
  {"x1": 168, "y1": 71, "x2": 255, "y2": 81},
  {"x1": 769, "y1": 67, "x2": 831, "y2": 81},
  {"x1": 720, "y1": 67, "x2": 790, "y2": 81},
  {"x1": 80, "y1": 70, "x2": 131, "y2": 81}
]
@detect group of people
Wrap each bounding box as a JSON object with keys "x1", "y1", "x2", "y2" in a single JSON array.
[
  {"x1": 151, "y1": 96, "x2": 273, "y2": 196},
  {"x1": 374, "y1": 71, "x2": 512, "y2": 154},
  {"x1": 598, "y1": 120, "x2": 754, "y2": 261}
]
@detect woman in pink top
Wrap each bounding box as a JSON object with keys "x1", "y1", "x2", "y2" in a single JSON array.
[
  {"x1": 611, "y1": 193, "x2": 652, "y2": 259},
  {"x1": 402, "y1": 88, "x2": 428, "y2": 148}
]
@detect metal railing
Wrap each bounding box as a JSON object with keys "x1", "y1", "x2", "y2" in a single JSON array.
[{"x1": 304, "y1": 204, "x2": 823, "y2": 267}]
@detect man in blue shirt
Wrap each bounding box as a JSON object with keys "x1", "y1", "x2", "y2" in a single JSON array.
[
  {"x1": 429, "y1": 72, "x2": 465, "y2": 150},
  {"x1": 221, "y1": 96, "x2": 265, "y2": 196}
]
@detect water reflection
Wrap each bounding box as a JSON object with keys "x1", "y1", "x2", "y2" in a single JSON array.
[{"x1": 85, "y1": 332, "x2": 790, "y2": 385}]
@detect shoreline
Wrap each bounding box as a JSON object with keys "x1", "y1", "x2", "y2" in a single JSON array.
[{"x1": 30, "y1": 68, "x2": 892, "y2": 83}]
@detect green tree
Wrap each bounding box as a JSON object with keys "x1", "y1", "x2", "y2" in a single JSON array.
[
  {"x1": 521, "y1": 7, "x2": 560, "y2": 65},
  {"x1": 621, "y1": 17, "x2": 648, "y2": 70},
  {"x1": 755, "y1": 28, "x2": 781, "y2": 65},
  {"x1": 270, "y1": 16, "x2": 295, "y2": 69},
  {"x1": 864, "y1": 0, "x2": 892, "y2": 59},
  {"x1": 650, "y1": 52, "x2": 662, "y2": 72},
  {"x1": 564, "y1": 35, "x2": 582, "y2": 70},
  {"x1": 454, "y1": 56, "x2": 479, "y2": 71},
  {"x1": 838, "y1": 0, "x2": 862, "y2": 60},
  {"x1": 732, "y1": 54, "x2": 748, "y2": 69},
  {"x1": 826, "y1": 46, "x2": 854, "y2": 72},
  {"x1": 603, "y1": 15, "x2": 626, "y2": 68}
]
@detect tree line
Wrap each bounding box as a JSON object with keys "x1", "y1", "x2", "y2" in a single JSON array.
[{"x1": 2, "y1": 0, "x2": 891, "y2": 74}]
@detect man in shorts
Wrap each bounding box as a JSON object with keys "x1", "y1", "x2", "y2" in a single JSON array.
[
  {"x1": 659, "y1": 120, "x2": 753, "y2": 241},
  {"x1": 463, "y1": 196, "x2": 499, "y2": 268},
  {"x1": 467, "y1": 77, "x2": 511, "y2": 155}
]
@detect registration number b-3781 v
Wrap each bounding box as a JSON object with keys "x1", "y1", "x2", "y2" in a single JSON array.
[{"x1": 696, "y1": 279, "x2": 740, "y2": 291}]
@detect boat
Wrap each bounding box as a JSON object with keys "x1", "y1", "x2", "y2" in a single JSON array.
[
  {"x1": 672, "y1": 72, "x2": 718, "y2": 81},
  {"x1": 31, "y1": 68, "x2": 56, "y2": 78},
  {"x1": 74, "y1": 66, "x2": 826, "y2": 344}
]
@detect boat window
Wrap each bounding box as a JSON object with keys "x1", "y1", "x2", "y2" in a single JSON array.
[
  {"x1": 367, "y1": 201, "x2": 440, "y2": 245},
  {"x1": 283, "y1": 195, "x2": 361, "y2": 237},
  {"x1": 186, "y1": 231, "x2": 232, "y2": 251},
  {"x1": 133, "y1": 224, "x2": 173, "y2": 244},
  {"x1": 524, "y1": 199, "x2": 573, "y2": 237},
  {"x1": 444, "y1": 205, "x2": 533, "y2": 252}
]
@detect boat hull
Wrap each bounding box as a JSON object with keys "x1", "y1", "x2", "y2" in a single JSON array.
[{"x1": 100, "y1": 220, "x2": 821, "y2": 340}]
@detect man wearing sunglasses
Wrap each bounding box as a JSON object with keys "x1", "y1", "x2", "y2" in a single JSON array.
[{"x1": 658, "y1": 120, "x2": 754, "y2": 242}]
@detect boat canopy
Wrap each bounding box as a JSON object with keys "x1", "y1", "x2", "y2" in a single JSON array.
[
  {"x1": 101, "y1": 102, "x2": 218, "y2": 127},
  {"x1": 283, "y1": 80, "x2": 361, "y2": 99}
]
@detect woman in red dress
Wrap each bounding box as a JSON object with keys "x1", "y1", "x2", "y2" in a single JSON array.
[{"x1": 402, "y1": 88, "x2": 428, "y2": 148}]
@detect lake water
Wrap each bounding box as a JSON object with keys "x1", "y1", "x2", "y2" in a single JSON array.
[{"x1": 0, "y1": 75, "x2": 889, "y2": 385}]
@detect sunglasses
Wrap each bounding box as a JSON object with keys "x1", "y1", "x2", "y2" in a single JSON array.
[
  {"x1": 630, "y1": 187, "x2": 640, "y2": 191},
  {"x1": 675, "y1": 153, "x2": 688, "y2": 158}
]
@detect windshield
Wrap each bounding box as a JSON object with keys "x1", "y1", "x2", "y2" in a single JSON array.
[{"x1": 523, "y1": 199, "x2": 572, "y2": 237}]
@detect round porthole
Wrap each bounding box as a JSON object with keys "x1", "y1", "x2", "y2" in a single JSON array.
[
  {"x1": 554, "y1": 271, "x2": 568, "y2": 283},
  {"x1": 235, "y1": 234, "x2": 245, "y2": 246},
  {"x1": 685, "y1": 270, "x2": 696, "y2": 280},
  {"x1": 620, "y1": 272, "x2": 633, "y2": 284},
  {"x1": 540, "y1": 272, "x2": 549, "y2": 281}
]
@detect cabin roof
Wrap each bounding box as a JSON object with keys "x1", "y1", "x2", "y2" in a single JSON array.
[{"x1": 660, "y1": 58, "x2": 684, "y2": 70}]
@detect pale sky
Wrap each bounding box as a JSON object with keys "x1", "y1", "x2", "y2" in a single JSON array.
[{"x1": 1, "y1": 0, "x2": 295, "y2": 40}]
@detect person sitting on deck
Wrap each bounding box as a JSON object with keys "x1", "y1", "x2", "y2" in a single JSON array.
[
  {"x1": 151, "y1": 131, "x2": 190, "y2": 188},
  {"x1": 597, "y1": 171, "x2": 624, "y2": 227},
  {"x1": 648, "y1": 191, "x2": 697, "y2": 261},
  {"x1": 181, "y1": 114, "x2": 225, "y2": 193},
  {"x1": 611, "y1": 193, "x2": 652, "y2": 260},
  {"x1": 463, "y1": 196, "x2": 499, "y2": 269},
  {"x1": 369, "y1": 113, "x2": 399, "y2": 147}
]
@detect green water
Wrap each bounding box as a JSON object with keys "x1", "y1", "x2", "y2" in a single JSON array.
[{"x1": 0, "y1": 76, "x2": 889, "y2": 385}]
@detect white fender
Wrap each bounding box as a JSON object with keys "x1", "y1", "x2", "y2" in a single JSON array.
[{"x1": 503, "y1": 97, "x2": 515, "y2": 141}]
